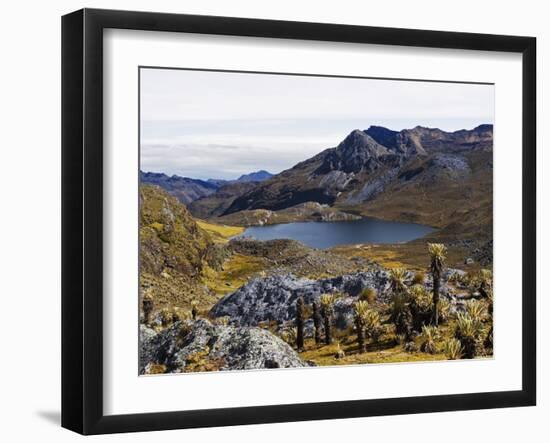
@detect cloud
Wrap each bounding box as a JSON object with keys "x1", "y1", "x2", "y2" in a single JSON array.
[
  {"x1": 140, "y1": 68, "x2": 494, "y2": 179},
  {"x1": 140, "y1": 133, "x2": 339, "y2": 180}
]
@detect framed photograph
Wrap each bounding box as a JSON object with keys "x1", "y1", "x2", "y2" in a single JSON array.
[{"x1": 62, "y1": 8, "x2": 536, "y2": 435}]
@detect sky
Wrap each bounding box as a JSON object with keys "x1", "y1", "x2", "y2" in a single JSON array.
[{"x1": 140, "y1": 68, "x2": 494, "y2": 180}]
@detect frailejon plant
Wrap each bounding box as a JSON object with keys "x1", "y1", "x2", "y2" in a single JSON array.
[
  {"x1": 465, "y1": 299, "x2": 487, "y2": 322},
  {"x1": 295, "y1": 296, "x2": 305, "y2": 352},
  {"x1": 320, "y1": 293, "x2": 336, "y2": 345},
  {"x1": 142, "y1": 293, "x2": 153, "y2": 324},
  {"x1": 443, "y1": 338, "x2": 463, "y2": 360},
  {"x1": 280, "y1": 327, "x2": 297, "y2": 346},
  {"x1": 364, "y1": 309, "x2": 382, "y2": 343},
  {"x1": 191, "y1": 299, "x2": 199, "y2": 320},
  {"x1": 159, "y1": 308, "x2": 173, "y2": 327},
  {"x1": 438, "y1": 298, "x2": 451, "y2": 323},
  {"x1": 389, "y1": 292, "x2": 413, "y2": 341},
  {"x1": 479, "y1": 269, "x2": 493, "y2": 299},
  {"x1": 389, "y1": 269, "x2": 413, "y2": 340},
  {"x1": 354, "y1": 300, "x2": 369, "y2": 353},
  {"x1": 419, "y1": 325, "x2": 439, "y2": 354},
  {"x1": 454, "y1": 312, "x2": 485, "y2": 358},
  {"x1": 409, "y1": 284, "x2": 432, "y2": 330},
  {"x1": 389, "y1": 267, "x2": 408, "y2": 295},
  {"x1": 312, "y1": 301, "x2": 322, "y2": 344},
  {"x1": 428, "y1": 243, "x2": 447, "y2": 326}
]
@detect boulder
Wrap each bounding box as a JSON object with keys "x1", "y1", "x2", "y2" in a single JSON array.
[
  {"x1": 139, "y1": 319, "x2": 308, "y2": 374},
  {"x1": 209, "y1": 271, "x2": 392, "y2": 327}
]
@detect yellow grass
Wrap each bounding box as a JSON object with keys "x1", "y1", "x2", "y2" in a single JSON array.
[
  {"x1": 196, "y1": 220, "x2": 244, "y2": 243},
  {"x1": 203, "y1": 253, "x2": 266, "y2": 295},
  {"x1": 299, "y1": 337, "x2": 447, "y2": 366},
  {"x1": 330, "y1": 242, "x2": 472, "y2": 271}
]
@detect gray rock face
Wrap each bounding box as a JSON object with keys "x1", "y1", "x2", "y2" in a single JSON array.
[
  {"x1": 209, "y1": 271, "x2": 393, "y2": 327},
  {"x1": 139, "y1": 319, "x2": 307, "y2": 374},
  {"x1": 346, "y1": 167, "x2": 400, "y2": 204}
]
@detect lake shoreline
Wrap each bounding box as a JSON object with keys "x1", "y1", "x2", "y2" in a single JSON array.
[{"x1": 231, "y1": 216, "x2": 437, "y2": 249}]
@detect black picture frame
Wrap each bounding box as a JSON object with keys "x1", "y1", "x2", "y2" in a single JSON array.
[{"x1": 62, "y1": 8, "x2": 537, "y2": 435}]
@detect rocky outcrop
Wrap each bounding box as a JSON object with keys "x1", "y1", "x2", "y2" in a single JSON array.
[
  {"x1": 210, "y1": 271, "x2": 394, "y2": 327},
  {"x1": 366, "y1": 124, "x2": 493, "y2": 155},
  {"x1": 140, "y1": 319, "x2": 308, "y2": 374},
  {"x1": 210, "y1": 268, "x2": 467, "y2": 330},
  {"x1": 217, "y1": 201, "x2": 361, "y2": 227}
]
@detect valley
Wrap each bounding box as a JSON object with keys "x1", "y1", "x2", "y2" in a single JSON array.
[{"x1": 139, "y1": 124, "x2": 494, "y2": 374}]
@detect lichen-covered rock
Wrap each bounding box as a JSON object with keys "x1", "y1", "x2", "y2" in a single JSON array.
[
  {"x1": 209, "y1": 271, "x2": 392, "y2": 327},
  {"x1": 139, "y1": 319, "x2": 308, "y2": 374}
]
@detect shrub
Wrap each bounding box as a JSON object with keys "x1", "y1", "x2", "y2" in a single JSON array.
[
  {"x1": 409, "y1": 284, "x2": 432, "y2": 330},
  {"x1": 447, "y1": 271, "x2": 462, "y2": 284},
  {"x1": 214, "y1": 316, "x2": 230, "y2": 326},
  {"x1": 280, "y1": 327, "x2": 297, "y2": 345},
  {"x1": 465, "y1": 299, "x2": 487, "y2": 322},
  {"x1": 412, "y1": 271, "x2": 426, "y2": 285},
  {"x1": 465, "y1": 272, "x2": 481, "y2": 296},
  {"x1": 177, "y1": 322, "x2": 193, "y2": 346},
  {"x1": 454, "y1": 313, "x2": 485, "y2": 358},
  {"x1": 438, "y1": 299, "x2": 451, "y2": 323},
  {"x1": 183, "y1": 346, "x2": 225, "y2": 372},
  {"x1": 360, "y1": 287, "x2": 377, "y2": 304},
  {"x1": 419, "y1": 325, "x2": 439, "y2": 354},
  {"x1": 144, "y1": 363, "x2": 167, "y2": 375},
  {"x1": 334, "y1": 342, "x2": 346, "y2": 359},
  {"x1": 364, "y1": 309, "x2": 382, "y2": 342},
  {"x1": 404, "y1": 341, "x2": 418, "y2": 353},
  {"x1": 443, "y1": 338, "x2": 463, "y2": 360},
  {"x1": 159, "y1": 308, "x2": 173, "y2": 326}
]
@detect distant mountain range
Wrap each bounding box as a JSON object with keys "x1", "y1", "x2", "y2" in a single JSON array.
[
  {"x1": 236, "y1": 170, "x2": 273, "y2": 182},
  {"x1": 189, "y1": 124, "x2": 493, "y2": 239},
  {"x1": 140, "y1": 169, "x2": 273, "y2": 205},
  {"x1": 142, "y1": 124, "x2": 493, "y2": 240},
  {"x1": 223, "y1": 124, "x2": 492, "y2": 214}
]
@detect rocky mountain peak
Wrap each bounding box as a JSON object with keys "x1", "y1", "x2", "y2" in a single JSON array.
[
  {"x1": 315, "y1": 129, "x2": 389, "y2": 174},
  {"x1": 340, "y1": 129, "x2": 388, "y2": 155},
  {"x1": 365, "y1": 126, "x2": 399, "y2": 149}
]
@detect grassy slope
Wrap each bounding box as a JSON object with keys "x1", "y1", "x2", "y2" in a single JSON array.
[
  {"x1": 140, "y1": 185, "x2": 254, "y2": 312},
  {"x1": 196, "y1": 219, "x2": 244, "y2": 242},
  {"x1": 338, "y1": 151, "x2": 493, "y2": 238}
]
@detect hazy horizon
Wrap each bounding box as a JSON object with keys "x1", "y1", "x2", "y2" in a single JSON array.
[{"x1": 140, "y1": 68, "x2": 494, "y2": 180}]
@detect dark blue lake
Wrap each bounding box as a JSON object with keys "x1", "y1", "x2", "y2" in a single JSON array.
[{"x1": 235, "y1": 217, "x2": 436, "y2": 249}]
